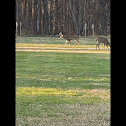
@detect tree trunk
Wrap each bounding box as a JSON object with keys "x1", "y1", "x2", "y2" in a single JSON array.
[
  {"x1": 34, "y1": 0, "x2": 37, "y2": 35},
  {"x1": 43, "y1": 0, "x2": 49, "y2": 35},
  {"x1": 69, "y1": 0, "x2": 79, "y2": 34},
  {"x1": 17, "y1": 0, "x2": 22, "y2": 36},
  {"x1": 79, "y1": 0, "x2": 83, "y2": 35},
  {"x1": 39, "y1": 0, "x2": 42, "y2": 35},
  {"x1": 28, "y1": 0, "x2": 32, "y2": 35}
]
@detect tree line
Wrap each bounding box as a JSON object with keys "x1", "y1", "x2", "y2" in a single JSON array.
[{"x1": 16, "y1": 0, "x2": 110, "y2": 36}]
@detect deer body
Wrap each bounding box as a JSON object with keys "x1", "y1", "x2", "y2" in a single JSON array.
[
  {"x1": 59, "y1": 32, "x2": 79, "y2": 45},
  {"x1": 96, "y1": 37, "x2": 111, "y2": 50}
]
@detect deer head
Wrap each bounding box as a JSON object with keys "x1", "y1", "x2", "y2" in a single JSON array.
[{"x1": 59, "y1": 32, "x2": 64, "y2": 38}]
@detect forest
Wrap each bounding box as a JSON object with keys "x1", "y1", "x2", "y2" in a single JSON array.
[{"x1": 16, "y1": 0, "x2": 111, "y2": 36}]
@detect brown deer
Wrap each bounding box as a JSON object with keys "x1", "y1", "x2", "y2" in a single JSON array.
[
  {"x1": 59, "y1": 32, "x2": 79, "y2": 45},
  {"x1": 96, "y1": 37, "x2": 111, "y2": 50}
]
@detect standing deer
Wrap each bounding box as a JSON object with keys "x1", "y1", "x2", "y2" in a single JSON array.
[
  {"x1": 59, "y1": 32, "x2": 79, "y2": 45},
  {"x1": 96, "y1": 37, "x2": 111, "y2": 50}
]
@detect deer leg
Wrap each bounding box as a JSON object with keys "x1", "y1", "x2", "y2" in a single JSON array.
[
  {"x1": 96, "y1": 43, "x2": 99, "y2": 50},
  {"x1": 77, "y1": 40, "x2": 79, "y2": 45},
  {"x1": 75, "y1": 40, "x2": 77, "y2": 45},
  {"x1": 106, "y1": 45, "x2": 109, "y2": 50},
  {"x1": 69, "y1": 41, "x2": 71, "y2": 45},
  {"x1": 65, "y1": 40, "x2": 68, "y2": 45},
  {"x1": 75, "y1": 40, "x2": 79, "y2": 45},
  {"x1": 96, "y1": 41, "x2": 100, "y2": 50},
  {"x1": 103, "y1": 43, "x2": 105, "y2": 49},
  {"x1": 98, "y1": 44, "x2": 100, "y2": 50}
]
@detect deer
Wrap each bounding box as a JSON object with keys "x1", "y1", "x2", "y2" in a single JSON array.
[
  {"x1": 59, "y1": 32, "x2": 79, "y2": 45},
  {"x1": 96, "y1": 37, "x2": 111, "y2": 50}
]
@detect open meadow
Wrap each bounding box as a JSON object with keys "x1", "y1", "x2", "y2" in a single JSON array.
[{"x1": 16, "y1": 36, "x2": 110, "y2": 126}]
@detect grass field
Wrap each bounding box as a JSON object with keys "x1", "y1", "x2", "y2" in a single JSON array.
[{"x1": 16, "y1": 36, "x2": 110, "y2": 126}]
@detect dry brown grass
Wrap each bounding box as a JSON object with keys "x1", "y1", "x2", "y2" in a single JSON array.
[
  {"x1": 16, "y1": 103, "x2": 110, "y2": 126},
  {"x1": 16, "y1": 43, "x2": 110, "y2": 54}
]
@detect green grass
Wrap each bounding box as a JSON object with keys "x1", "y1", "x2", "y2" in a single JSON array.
[
  {"x1": 16, "y1": 37, "x2": 110, "y2": 126},
  {"x1": 16, "y1": 36, "x2": 110, "y2": 45},
  {"x1": 16, "y1": 52, "x2": 110, "y2": 89}
]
